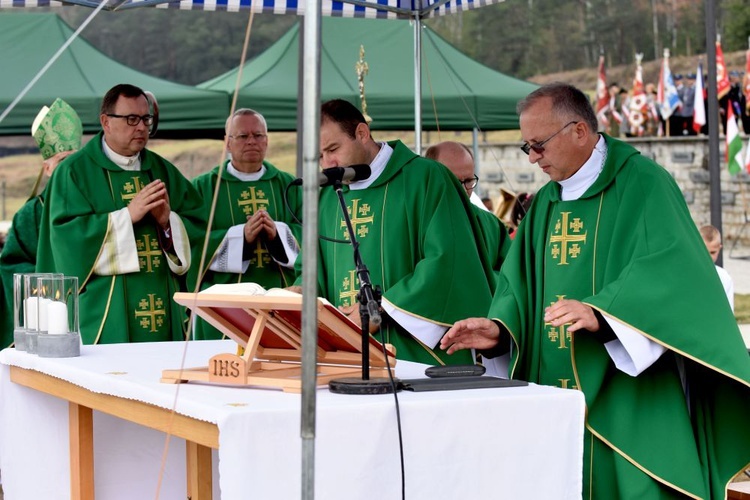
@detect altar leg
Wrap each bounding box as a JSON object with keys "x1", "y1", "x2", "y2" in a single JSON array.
[
  {"x1": 186, "y1": 440, "x2": 213, "y2": 500},
  {"x1": 69, "y1": 402, "x2": 95, "y2": 500}
]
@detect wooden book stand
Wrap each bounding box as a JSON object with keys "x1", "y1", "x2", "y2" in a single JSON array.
[{"x1": 161, "y1": 290, "x2": 396, "y2": 393}]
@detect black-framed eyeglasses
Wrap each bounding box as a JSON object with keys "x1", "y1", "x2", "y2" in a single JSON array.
[
  {"x1": 229, "y1": 133, "x2": 267, "y2": 142},
  {"x1": 106, "y1": 114, "x2": 154, "y2": 127},
  {"x1": 520, "y1": 121, "x2": 578, "y2": 155},
  {"x1": 461, "y1": 175, "x2": 479, "y2": 190}
]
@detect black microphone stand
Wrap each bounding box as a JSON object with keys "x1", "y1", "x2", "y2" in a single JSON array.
[{"x1": 328, "y1": 180, "x2": 398, "y2": 395}]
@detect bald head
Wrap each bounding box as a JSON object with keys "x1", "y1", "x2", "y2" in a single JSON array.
[{"x1": 425, "y1": 141, "x2": 476, "y2": 196}]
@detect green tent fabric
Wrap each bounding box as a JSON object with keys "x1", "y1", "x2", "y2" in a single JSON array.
[
  {"x1": 0, "y1": 12, "x2": 230, "y2": 137},
  {"x1": 200, "y1": 17, "x2": 538, "y2": 131}
]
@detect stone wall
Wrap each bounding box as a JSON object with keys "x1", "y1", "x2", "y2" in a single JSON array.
[{"x1": 474, "y1": 136, "x2": 750, "y2": 253}]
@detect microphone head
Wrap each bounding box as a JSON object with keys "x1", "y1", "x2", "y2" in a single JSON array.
[{"x1": 345, "y1": 164, "x2": 371, "y2": 182}]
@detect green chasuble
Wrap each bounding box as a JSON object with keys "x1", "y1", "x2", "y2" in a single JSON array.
[
  {"x1": 490, "y1": 134, "x2": 750, "y2": 499},
  {"x1": 472, "y1": 204, "x2": 510, "y2": 286},
  {"x1": 0, "y1": 196, "x2": 44, "y2": 347},
  {"x1": 189, "y1": 160, "x2": 302, "y2": 340},
  {"x1": 36, "y1": 132, "x2": 206, "y2": 344},
  {"x1": 310, "y1": 140, "x2": 494, "y2": 365}
]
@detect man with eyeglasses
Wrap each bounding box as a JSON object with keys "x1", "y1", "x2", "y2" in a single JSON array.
[
  {"x1": 441, "y1": 83, "x2": 750, "y2": 499},
  {"x1": 188, "y1": 109, "x2": 302, "y2": 340},
  {"x1": 36, "y1": 83, "x2": 205, "y2": 344},
  {"x1": 425, "y1": 141, "x2": 509, "y2": 280},
  {"x1": 302, "y1": 99, "x2": 493, "y2": 366}
]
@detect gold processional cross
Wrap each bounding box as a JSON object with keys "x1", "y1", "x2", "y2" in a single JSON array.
[
  {"x1": 549, "y1": 212, "x2": 587, "y2": 265},
  {"x1": 355, "y1": 44, "x2": 372, "y2": 124}
]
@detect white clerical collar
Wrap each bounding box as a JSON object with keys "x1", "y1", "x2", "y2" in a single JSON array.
[
  {"x1": 102, "y1": 137, "x2": 141, "y2": 171},
  {"x1": 348, "y1": 142, "x2": 393, "y2": 191},
  {"x1": 558, "y1": 135, "x2": 607, "y2": 201},
  {"x1": 227, "y1": 161, "x2": 266, "y2": 181}
]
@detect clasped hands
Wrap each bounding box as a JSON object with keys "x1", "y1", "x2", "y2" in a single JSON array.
[
  {"x1": 127, "y1": 179, "x2": 171, "y2": 228},
  {"x1": 244, "y1": 209, "x2": 277, "y2": 244}
]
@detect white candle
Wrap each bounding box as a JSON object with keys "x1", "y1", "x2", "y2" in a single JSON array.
[
  {"x1": 38, "y1": 298, "x2": 52, "y2": 332},
  {"x1": 47, "y1": 300, "x2": 68, "y2": 335},
  {"x1": 24, "y1": 297, "x2": 39, "y2": 330}
]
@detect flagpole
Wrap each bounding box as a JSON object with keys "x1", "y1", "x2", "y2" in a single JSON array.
[{"x1": 704, "y1": 0, "x2": 723, "y2": 266}]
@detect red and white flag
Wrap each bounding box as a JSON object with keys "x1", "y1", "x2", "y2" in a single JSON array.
[
  {"x1": 693, "y1": 62, "x2": 706, "y2": 134},
  {"x1": 716, "y1": 40, "x2": 731, "y2": 100},
  {"x1": 595, "y1": 55, "x2": 609, "y2": 130},
  {"x1": 628, "y1": 53, "x2": 649, "y2": 136}
]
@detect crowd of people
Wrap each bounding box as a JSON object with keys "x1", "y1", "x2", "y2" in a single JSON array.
[
  {"x1": 600, "y1": 70, "x2": 750, "y2": 138},
  {"x1": 0, "y1": 81, "x2": 748, "y2": 499}
]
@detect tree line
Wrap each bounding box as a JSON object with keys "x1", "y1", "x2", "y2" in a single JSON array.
[{"x1": 52, "y1": 0, "x2": 750, "y2": 86}]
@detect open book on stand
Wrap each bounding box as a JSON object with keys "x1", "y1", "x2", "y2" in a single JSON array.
[{"x1": 162, "y1": 283, "x2": 396, "y2": 392}]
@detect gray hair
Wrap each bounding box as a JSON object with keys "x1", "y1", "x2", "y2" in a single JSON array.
[
  {"x1": 517, "y1": 83, "x2": 598, "y2": 134},
  {"x1": 225, "y1": 108, "x2": 268, "y2": 135}
]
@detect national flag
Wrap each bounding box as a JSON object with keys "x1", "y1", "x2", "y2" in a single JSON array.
[
  {"x1": 657, "y1": 49, "x2": 681, "y2": 120},
  {"x1": 693, "y1": 62, "x2": 706, "y2": 134},
  {"x1": 716, "y1": 40, "x2": 731, "y2": 100},
  {"x1": 745, "y1": 136, "x2": 750, "y2": 174},
  {"x1": 744, "y1": 48, "x2": 750, "y2": 114},
  {"x1": 628, "y1": 53, "x2": 648, "y2": 137},
  {"x1": 726, "y1": 105, "x2": 743, "y2": 175},
  {"x1": 595, "y1": 55, "x2": 609, "y2": 130}
]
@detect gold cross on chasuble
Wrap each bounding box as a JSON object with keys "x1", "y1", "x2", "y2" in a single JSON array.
[
  {"x1": 238, "y1": 187, "x2": 269, "y2": 216},
  {"x1": 339, "y1": 269, "x2": 359, "y2": 307},
  {"x1": 545, "y1": 295, "x2": 572, "y2": 349},
  {"x1": 135, "y1": 293, "x2": 166, "y2": 332},
  {"x1": 549, "y1": 212, "x2": 587, "y2": 265},
  {"x1": 341, "y1": 199, "x2": 374, "y2": 240},
  {"x1": 249, "y1": 241, "x2": 271, "y2": 269},
  {"x1": 120, "y1": 176, "x2": 145, "y2": 203},
  {"x1": 136, "y1": 234, "x2": 161, "y2": 273}
]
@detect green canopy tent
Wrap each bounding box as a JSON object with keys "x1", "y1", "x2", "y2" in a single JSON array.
[
  {"x1": 200, "y1": 16, "x2": 538, "y2": 131},
  {"x1": 0, "y1": 12, "x2": 230, "y2": 138}
]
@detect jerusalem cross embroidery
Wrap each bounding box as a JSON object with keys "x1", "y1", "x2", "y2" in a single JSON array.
[
  {"x1": 549, "y1": 212, "x2": 587, "y2": 265},
  {"x1": 238, "y1": 187, "x2": 269, "y2": 216},
  {"x1": 340, "y1": 199, "x2": 374, "y2": 240},
  {"x1": 545, "y1": 295, "x2": 572, "y2": 349},
  {"x1": 136, "y1": 234, "x2": 161, "y2": 273},
  {"x1": 121, "y1": 176, "x2": 146, "y2": 203},
  {"x1": 248, "y1": 242, "x2": 271, "y2": 269},
  {"x1": 339, "y1": 270, "x2": 359, "y2": 307},
  {"x1": 135, "y1": 293, "x2": 166, "y2": 332}
]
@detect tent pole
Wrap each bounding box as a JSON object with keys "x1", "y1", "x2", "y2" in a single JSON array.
[
  {"x1": 301, "y1": 1, "x2": 321, "y2": 499},
  {"x1": 704, "y1": 0, "x2": 723, "y2": 266},
  {"x1": 414, "y1": 15, "x2": 423, "y2": 154},
  {"x1": 472, "y1": 127, "x2": 480, "y2": 194}
]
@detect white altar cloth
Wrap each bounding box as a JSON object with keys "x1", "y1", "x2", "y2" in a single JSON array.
[{"x1": 0, "y1": 340, "x2": 585, "y2": 499}]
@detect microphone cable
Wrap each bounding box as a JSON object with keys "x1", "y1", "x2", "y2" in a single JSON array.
[{"x1": 283, "y1": 179, "x2": 407, "y2": 499}]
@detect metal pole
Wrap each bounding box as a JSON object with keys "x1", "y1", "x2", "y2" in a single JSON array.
[
  {"x1": 472, "y1": 128, "x2": 480, "y2": 194},
  {"x1": 1, "y1": 180, "x2": 5, "y2": 221},
  {"x1": 301, "y1": 1, "x2": 321, "y2": 498},
  {"x1": 414, "y1": 16, "x2": 423, "y2": 154},
  {"x1": 296, "y1": 21, "x2": 305, "y2": 178},
  {"x1": 704, "y1": 0, "x2": 723, "y2": 266}
]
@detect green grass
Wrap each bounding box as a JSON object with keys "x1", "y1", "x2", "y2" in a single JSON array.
[{"x1": 735, "y1": 294, "x2": 750, "y2": 324}]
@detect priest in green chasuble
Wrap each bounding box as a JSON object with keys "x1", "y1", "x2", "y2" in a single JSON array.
[
  {"x1": 424, "y1": 141, "x2": 510, "y2": 281},
  {"x1": 441, "y1": 83, "x2": 750, "y2": 499},
  {"x1": 0, "y1": 150, "x2": 74, "y2": 347},
  {"x1": 298, "y1": 99, "x2": 495, "y2": 366},
  {"x1": 189, "y1": 109, "x2": 302, "y2": 340},
  {"x1": 36, "y1": 84, "x2": 205, "y2": 344}
]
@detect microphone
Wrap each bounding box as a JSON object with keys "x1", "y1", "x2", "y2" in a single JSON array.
[{"x1": 291, "y1": 164, "x2": 371, "y2": 187}]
